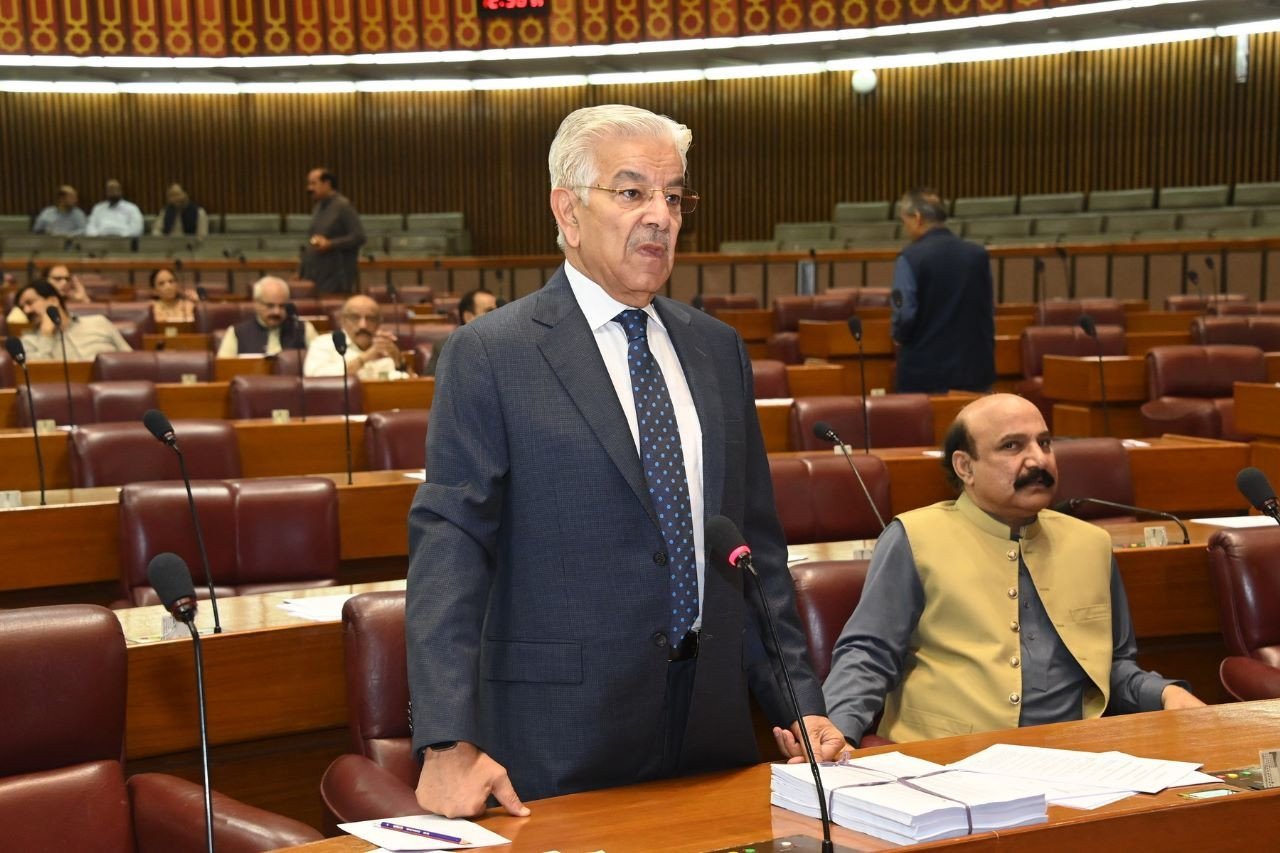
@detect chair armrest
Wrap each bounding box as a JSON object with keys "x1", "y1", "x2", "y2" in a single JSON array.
[
  {"x1": 320, "y1": 753, "x2": 422, "y2": 826},
  {"x1": 1220, "y1": 656, "x2": 1280, "y2": 702},
  {"x1": 129, "y1": 772, "x2": 321, "y2": 853}
]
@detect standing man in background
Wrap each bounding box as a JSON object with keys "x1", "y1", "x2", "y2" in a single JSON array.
[
  {"x1": 406, "y1": 104, "x2": 843, "y2": 819},
  {"x1": 300, "y1": 168, "x2": 365, "y2": 295},
  {"x1": 85, "y1": 179, "x2": 144, "y2": 238},
  {"x1": 890, "y1": 187, "x2": 994, "y2": 393}
]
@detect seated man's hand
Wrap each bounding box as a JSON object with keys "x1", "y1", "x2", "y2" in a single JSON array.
[
  {"x1": 1161, "y1": 684, "x2": 1206, "y2": 710},
  {"x1": 415, "y1": 741, "x2": 530, "y2": 818},
  {"x1": 772, "y1": 715, "x2": 850, "y2": 764}
]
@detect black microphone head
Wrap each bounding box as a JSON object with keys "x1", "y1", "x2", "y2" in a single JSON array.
[
  {"x1": 846, "y1": 316, "x2": 863, "y2": 342},
  {"x1": 1205, "y1": 255, "x2": 1215, "y2": 270},
  {"x1": 811, "y1": 420, "x2": 837, "y2": 443},
  {"x1": 706, "y1": 515, "x2": 749, "y2": 568},
  {"x1": 195, "y1": 286, "x2": 209, "y2": 302},
  {"x1": 284, "y1": 302, "x2": 299, "y2": 319},
  {"x1": 4, "y1": 335, "x2": 25, "y2": 365},
  {"x1": 45, "y1": 305, "x2": 62, "y2": 327},
  {"x1": 1054, "y1": 246, "x2": 1068, "y2": 260},
  {"x1": 142, "y1": 408, "x2": 177, "y2": 447},
  {"x1": 1078, "y1": 314, "x2": 1097, "y2": 337},
  {"x1": 1186, "y1": 270, "x2": 1199, "y2": 285},
  {"x1": 1237, "y1": 467, "x2": 1277, "y2": 512},
  {"x1": 1050, "y1": 499, "x2": 1079, "y2": 514},
  {"x1": 148, "y1": 553, "x2": 198, "y2": 623},
  {"x1": 333, "y1": 329, "x2": 348, "y2": 355}
]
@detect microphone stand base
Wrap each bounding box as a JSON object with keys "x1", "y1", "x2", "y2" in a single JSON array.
[{"x1": 703, "y1": 835, "x2": 859, "y2": 853}]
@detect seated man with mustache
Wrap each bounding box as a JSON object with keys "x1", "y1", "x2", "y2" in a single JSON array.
[{"x1": 824, "y1": 393, "x2": 1202, "y2": 746}]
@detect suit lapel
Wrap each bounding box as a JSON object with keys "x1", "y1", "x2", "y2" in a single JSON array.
[
  {"x1": 657, "y1": 298, "x2": 725, "y2": 521},
  {"x1": 534, "y1": 270, "x2": 659, "y2": 530}
]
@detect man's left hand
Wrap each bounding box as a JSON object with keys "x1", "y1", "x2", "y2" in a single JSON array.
[
  {"x1": 310, "y1": 235, "x2": 332, "y2": 252},
  {"x1": 1161, "y1": 684, "x2": 1205, "y2": 710},
  {"x1": 773, "y1": 715, "x2": 849, "y2": 764}
]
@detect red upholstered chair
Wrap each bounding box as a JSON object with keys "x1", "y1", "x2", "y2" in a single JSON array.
[
  {"x1": 699, "y1": 294, "x2": 760, "y2": 315},
  {"x1": 194, "y1": 301, "x2": 254, "y2": 334},
  {"x1": 111, "y1": 320, "x2": 144, "y2": 350},
  {"x1": 1140, "y1": 345, "x2": 1265, "y2": 440},
  {"x1": 827, "y1": 287, "x2": 891, "y2": 309},
  {"x1": 117, "y1": 476, "x2": 340, "y2": 606},
  {"x1": 790, "y1": 395, "x2": 933, "y2": 451},
  {"x1": 0, "y1": 349, "x2": 13, "y2": 388},
  {"x1": 228, "y1": 374, "x2": 364, "y2": 418},
  {"x1": 88, "y1": 380, "x2": 158, "y2": 423},
  {"x1": 320, "y1": 591, "x2": 421, "y2": 825},
  {"x1": 768, "y1": 295, "x2": 855, "y2": 365},
  {"x1": 1035, "y1": 298, "x2": 1126, "y2": 329},
  {"x1": 364, "y1": 409, "x2": 429, "y2": 471},
  {"x1": 752, "y1": 359, "x2": 790, "y2": 399},
  {"x1": 1207, "y1": 527, "x2": 1280, "y2": 699},
  {"x1": 92, "y1": 350, "x2": 216, "y2": 383},
  {"x1": 269, "y1": 349, "x2": 304, "y2": 377},
  {"x1": 1191, "y1": 316, "x2": 1280, "y2": 351},
  {"x1": 1164, "y1": 293, "x2": 1248, "y2": 312},
  {"x1": 790, "y1": 560, "x2": 871, "y2": 681},
  {"x1": 0, "y1": 604, "x2": 322, "y2": 852},
  {"x1": 15, "y1": 382, "x2": 95, "y2": 427},
  {"x1": 68, "y1": 420, "x2": 241, "y2": 488},
  {"x1": 1219, "y1": 657, "x2": 1280, "y2": 701},
  {"x1": 770, "y1": 454, "x2": 891, "y2": 544},
  {"x1": 412, "y1": 324, "x2": 458, "y2": 374},
  {"x1": 1050, "y1": 437, "x2": 1136, "y2": 520},
  {"x1": 1016, "y1": 325, "x2": 1125, "y2": 426},
  {"x1": 105, "y1": 301, "x2": 158, "y2": 334},
  {"x1": 433, "y1": 296, "x2": 461, "y2": 324}
]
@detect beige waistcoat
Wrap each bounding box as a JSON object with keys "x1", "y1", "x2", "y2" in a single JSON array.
[{"x1": 878, "y1": 493, "x2": 1114, "y2": 742}]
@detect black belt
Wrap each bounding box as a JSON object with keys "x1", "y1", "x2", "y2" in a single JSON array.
[{"x1": 669, "y1": 629, "x2": 699, "y2": 662}]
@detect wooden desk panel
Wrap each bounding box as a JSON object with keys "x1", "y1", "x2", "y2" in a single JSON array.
[
  {"x1": 0, "y1": 429, "x2": 72, "y2": 491},
  {"x1": 214, "y1": 357, "x2": 274, "y2": 381},
  {"x1": 784, "y1": 365, "x2": 844, "y2": 397},
  {"x1": 1041, "y1": 355, "x2": 1147, "y2": 403},
  {"x1": 994, "y1": 314, "x2": 1033, "y2": 337},
  {"x1": 27, "y1": 360, "x2": 93, "y2": 384},
  {"x1": 290, "y1": 702, "x2": 1280, "y2": 853},
  {"x1": 142, "y1": 333, "x2": 212, "y2": 351},
  {"x1": 1127, "y1": 436, "x2": 1252, "y2": 514},
  {"x1": 1126, "y1": 330, "x2": 1191, "y2": 355},
  {"x1": 1052, "y1": 403, "x2": 1146, "y2": 438},
  {"x1": 1126, "y1": 312, "x2": 1196, "y2": 334},
  {"x1": 362, "y1": 378, "x2": 434, "y2": 412},
  {"x1": 716, "y1": 308, "x2": 774, "y2": 342},
  {"x1": 798, "y1": 318, "x2": 894, "y2": 358},
  {"x1": 1268, "y1": 353, "x2": 1280, "y2": 383},
  {"x1": 1234, "y1": 382, "x2": 1280, "y2": 439},
  {"x1": 756, "y1": 400, "x2": 792, "y2": 453},
  {"x1": 155, "y1": 381, "x2": 231, "y2": 419},
  {"x1": 994, "y1": 335, "x2": 1020, "y2": 377}
]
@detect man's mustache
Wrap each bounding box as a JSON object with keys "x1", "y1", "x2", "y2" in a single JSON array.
[
  {"x1": 1014, "y1": 468, "x2": 1055, "y2": 490},
  {"x1": 628, "y1": 228, "x2": 669, "y2": 251}
]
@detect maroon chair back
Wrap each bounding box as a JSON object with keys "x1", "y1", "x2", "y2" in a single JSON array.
[
  {"x1": 364, "y1": 409, "x2": 429, "y2": 471},
  {"x1": 0, "y1": 604, "x2": 134, "y2": 852},
  {"x1": 1207, "y1": 527, "x2": 1280, "y2": 667},
  {"x1": 106, "y1": 301, "x2": 157, "y2": 333},
  {"x1": 396, "y1": 286, "x2": 434, "y2": 306},
  {"x1": 790, "y1": 560, "x2": 871, "y2": 681},
  {"x1": 1019, "y1": 325, "x2": 1126, "y2": 380},
  {"x1": 827, "y1": 287, "x2": 891, "y2": 308},
  {"x1": 0, "y1": 349, "x2": 13, "y2": 388},
  {"x1": 194, "y1": 301, "x2": 254, "y2": 334},
  {"x1": 790, "y1": 395, "x2": 933, "y2": 451},
  {"x1": 1035, "y1": 299, "x2": 1126, "y2": 329},
  {"x1": 772, "y1": 296, "x2": 816, "y2": 333},
  {"x1": 1165, "y1": 293, "x2": 1248, "y2": 312},
  {"x1": 699, "y1": 294, "x2": 760, "y2": 315},
  {"x1": 1146, "y1": 345, "x2": 1265, "y2": 399},
  {"x1": 118, "y1": 481, "x2": 239, "y2": 605},
  {"x1": 229, "y1": 375, "x2": 301, "y2": 419},
  {"x1": 88, "y1": 380, "x2": 157, "y2": 423},
  {"x1": 112, "y1": 320, "x2": 143, "y2": 350},
  {"x1": 341, "y1": 591, "x2": 417, "y2": 784},
  {"x1": 433, "y1": 296, "x2": 461, "y2": 324},
  {"x1": 751, "y1": 359, "x2": 789, "y2": 399},
  {"x1": 93, "y1": 351, "x2": 216, "y2": 383},
  {"x1": 1190, "y1": 316, "x2": 1252, "y2": 346},
  {"x1": 69, "y1": 420, "x2": 241, "y2": 488},
  {"x1": 1050, "y1": 438, "x2": 1135, "y2": 519},
  {"x1": 269, "y1": 349, "x2": 305, "y2": 377},
  {"x1": 15, "y1": 382, "x2": 95, "y2": 427},
  {"x1": 770, "y1": 455, "x2": 890, "y2": 544},
  {"x1": 305, "y1": 376, "x2": 364, "y2": 415}
]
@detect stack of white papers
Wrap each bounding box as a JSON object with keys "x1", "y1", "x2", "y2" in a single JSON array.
[
  {"x1": 277, "y1": 594, "x2": 355, "y2": 622},
  {"x1": 771, "y1": 753, "x2": 1048, "y2": 845}
]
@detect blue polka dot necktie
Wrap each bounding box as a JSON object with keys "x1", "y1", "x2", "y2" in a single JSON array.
[{"x1": 615, "y1": 309, "x2": 698, "y2": 640}]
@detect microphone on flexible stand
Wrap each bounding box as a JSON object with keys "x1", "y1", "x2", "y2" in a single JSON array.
[
  {"x1": 707, "y1": 516, "x2": 836, "y2": 853},
  {"x1": 284, "y1": 302, "x2": 307, "y2": 422},
  {"x1": 1033, "y1": 257, "x2": 1045, "y2": 304},
  {"x1": 1078, "y1": 314, "x2": 1110, "y2": 436},
  {"x1": 45, "y1": 305, "x2": 76, "y2": 427},
  {"x1": 845, "y1": 316, "x2": 871, "y2": 454},
  {"x1": 1185, "y1": 270, "x2": 1208, "y2": 314},
  {"x1": 811, "y1": 420, "x2": 887, "y2": 533},
  {"x1": 142, "y1": 409, "x2": 222, "y2": 634},
  {"x1": 1051, "y1": 498, "x2": 1189, "y2": 544},
  {"x1": 147, "y1": 553, "x2": 215, "y2": 853},
  {"x1": 1054, "y1": 246, "x2": 1071, "y2": 299},
  {"x1": 1237, "y1": 467, "x2": 1280, "y2": 524},
  {"x1": 5, "y1": 336, "x2": 46, "y2": 505},
  {"x1": 195, "y1": 285, "x2": 209, "y2": 302},
  {"x1": 333, "y1": 329, "x2": 354, "y2": 485},
  {"x1": 1204, "y1": 255, "x2": 1220, "y2": 301}
]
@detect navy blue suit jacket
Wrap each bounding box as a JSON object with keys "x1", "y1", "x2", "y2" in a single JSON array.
[{"x1": 405, "y1": 267, "x2": 824, "y2": 801}]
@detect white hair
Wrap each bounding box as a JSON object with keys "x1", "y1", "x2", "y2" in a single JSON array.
[
  {"x1": 251, "y1": 276, "x2": 290, "y2": 301},
  {"x1": 548, "y1": 104, "x2": 693, "y2": 251}
]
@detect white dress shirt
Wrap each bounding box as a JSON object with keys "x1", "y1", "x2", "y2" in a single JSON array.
[
  {"x1": 85, "y1": 200, "x2": 144, "y2": 237},
  {"x1": 564, "y1": 261, "x2": 706, "y2": 626},
  {"x1": 304, "y1": 331, "x2": 405, "y2": 380}
]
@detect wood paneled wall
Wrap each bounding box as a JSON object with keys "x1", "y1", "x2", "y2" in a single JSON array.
[{"x1": 1, "y1": 34, "x2": 1276, "y2": 254}]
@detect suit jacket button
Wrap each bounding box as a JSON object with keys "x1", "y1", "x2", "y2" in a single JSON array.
[
  {"x1": 652, "y1": 632, "x2": 669, "y2": 648},
  {"x1": 1009, "y1": 692, "x2": 1022, "y2": 705},
  {"x1": 654, "y1": 551, "x2": 669, "y2": 566}
]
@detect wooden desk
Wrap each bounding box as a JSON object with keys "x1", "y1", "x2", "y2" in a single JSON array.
[
  {"x1": 754, "y1": 394, "x2": 979, "y2": 455},
  {"x1": 0, "y1": 470, "x2": 420, "y2": 593},
  {"x1": 142, "y1": 332, "x2": 211, "y2": 351},
  {"x1": 1127, "y1": 312, "x2": 1196, "y2": 335},
  {"x1": 1235, "y1": 382, "x2": 1280, "y2": 491},
  {"x1": 1043, "y1": 355, "x2": 1147, "y2": 437},
  {"x1": 290, "y1": 701, "x2": 1280, "y2": 853},
  {"x1": 797, "y1": 319, "x2": 896, "y2": 394}
]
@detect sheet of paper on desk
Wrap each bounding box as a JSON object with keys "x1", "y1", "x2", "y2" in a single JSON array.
[
  {"x1": 403, "y1": 470, "x2": 426, "y2": 481},
  {"x1": 948, "y1": 743, "x2": 1203, "y2": 794},
  {"x1": 1191, "y1": 515, "x2": 1278, "y2": 529},
  {"x1": 277, "y1": 594, "x2": 355, "y2": 622},
  {"x1": 338, "y1": 815, "x2": 509, "y2": 851}
]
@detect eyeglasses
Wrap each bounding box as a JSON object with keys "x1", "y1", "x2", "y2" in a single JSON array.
[{"x1": 578, "y1": 185, "x2": 700, "y2": 214}]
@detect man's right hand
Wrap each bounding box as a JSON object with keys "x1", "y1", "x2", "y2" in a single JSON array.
[{"x1": 415, "y1": 741, "x2": 530, "y2": 818}]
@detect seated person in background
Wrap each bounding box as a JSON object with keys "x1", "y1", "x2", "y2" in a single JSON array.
[
  {"x1": 305, "y1": 294, "x2": 408, "y2": 380},
  {"x1": 151, "y1": 183, "x2": 209, "y2": 238},
  {"x1": 150, "y1": 268, "x2": 195, "y2": 323},
  {"x1": 44, "y1": 263, "x2": 91, "y2": 303},
  {"x1": 15, "y1": 280, "x2": 132, "y2": 360},
  {"x1": 823, "y1": 393, "x2": 1202, "y2": 746},
  {"x1": 85, "y1": 178, "x2": 144, "y2": 238},
  {"x1": 217, "y1": 277, "x2": 316, "y2": 358},
  {"x1": 32, "y1": 185, "x2": 86, "y2": 236},
  {"x1": 421, "y1": 287, "x2": 497, "y2": 376}
]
